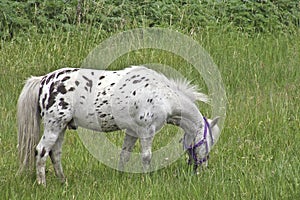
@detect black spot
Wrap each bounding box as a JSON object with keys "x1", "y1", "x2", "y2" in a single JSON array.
[
  {"x1": 46, "y1": 73, "x2": 55, "y2": 85},
  {"x1": 56, "y1": 70, "x2": 66, "y2": 78},
  {"x1": 41, "y1": 147, "x2": 46, "y2": 158},
  {"x1": 99, "y1": 76, "x2": 105, "y2": 80},
  {"x1": 100, "y1": 114, "x2": 107, "y2": 118},
  {"x1": 140, "y1": 116, "x2": 144, "y2": 120},
  {"x1": 35, "y1": 150, "x2": 38, "y2": 157},
  {"x1": 46, "y1": 82, "x2": 58, "y2": 110},
  {"x1": 75, "y1": 81, "x2": 80, "y2": 86},
  {"x1": 80, "y1": 95, "x2": 86, "y2": 99},
  {"x1": 83, "y1": 75, "x2": 93, "y2": 92},
  {"x1": 133, "y1": 79, "x2": 142, "y2": 84},
  {"x1": 133, "y1": 91, "x2": 136, "y2": 96},
  {"x1": 59, "y1": 99, "x2": 69, "y2": 109},
  {"x1": 98, "y1": 82, "x2": 101, "y2": 86},
  {"x1": 145, "y1": 79, "x2": 149, "y2": 81},
  {"x1": 68, "y1": 87, "x2": 75, "y2": 92},
  {"x1": 40, "y1": 76, "x2": 46, "y2": 86},
  {"x1": 103, "y1": 100, "x2": 108, "y2": 104},
  {"x1": 91, "y1": 72, "x2": 94, "y2": 75},
  {"x1": 110, "y1": 83, "x2": 115, "y2": 86},
  {"x1": 145, "y1": 83, "x2": 149, "y2": 87},
  {"x1": 102, "y1": 91, "x2": 107, "y2": 95},
  {"x1": 61, "y1": 76, "x2": 70, "y2": 82},
  {"x1": 84, "y1": 86, "x2": 89, "y2": 92},
  {"x1": 59, "y1": 112, "x2": 65, "y2": 115},
  {"x1": 57, "y1": 84, "x2": 67, "y2": 94}
]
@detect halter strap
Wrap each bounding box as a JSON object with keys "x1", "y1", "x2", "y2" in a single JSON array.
[
  {"x1": 204, "y1": 117, "x2": 214, "y2": 146},
  {"x1": 186, "y1": 116, "x2": 213, "y2": 165}
]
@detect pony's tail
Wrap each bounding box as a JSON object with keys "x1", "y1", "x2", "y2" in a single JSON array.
[{"x1": 17, "y1": 76, "x2": 42, "y2": 173}]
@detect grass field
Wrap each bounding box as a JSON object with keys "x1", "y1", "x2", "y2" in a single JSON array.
[{"x1": 0, "y1": 28, "x2": 299, "y2": 199}]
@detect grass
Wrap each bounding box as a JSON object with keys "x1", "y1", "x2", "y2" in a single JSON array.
[{"x1": 0, "y1": 27, "x2": 299, "y2": 199}]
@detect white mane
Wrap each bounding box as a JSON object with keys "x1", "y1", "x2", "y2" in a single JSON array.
[{"x1": 168, "y1": 78, "x2": 210, "y2": 103}]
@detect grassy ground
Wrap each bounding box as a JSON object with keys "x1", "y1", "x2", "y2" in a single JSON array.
[{"x1": 0, "y1": 28, "x2": 299, "y2": 199}]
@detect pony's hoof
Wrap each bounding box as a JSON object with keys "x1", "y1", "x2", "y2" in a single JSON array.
[{"x1": 37, "y1": 179, "x2": 46, "y2": 187}]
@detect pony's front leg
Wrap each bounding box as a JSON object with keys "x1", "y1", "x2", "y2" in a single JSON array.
[
  {"x1": 49, "y1": 129, "x2": 66, "y2": 183},
  {"x1": 35, "y1": 127, "x2": 62, "y2": 186},
  {"x1": 140, "y1": 136, "x2": 154, "y2": 172},
  {"x1": 119, "y1": 132, "x2": 138, "y2": 171}
]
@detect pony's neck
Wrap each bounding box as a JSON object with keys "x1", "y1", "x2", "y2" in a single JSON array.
[{"x1": 171, "y1": 97, "x2": 204, "y2": 148}]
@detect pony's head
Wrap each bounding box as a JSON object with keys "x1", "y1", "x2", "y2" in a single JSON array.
[{"x1": 185, "y1": 116, "x2": 220, "y2": 172}]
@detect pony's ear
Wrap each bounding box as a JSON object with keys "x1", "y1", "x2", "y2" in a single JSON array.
[{"x1": 210, "y1": 116, "x2": 220, "y2": 128}]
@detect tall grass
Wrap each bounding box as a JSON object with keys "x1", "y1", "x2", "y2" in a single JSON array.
[{"x1": 0, "y1": 27, "x2": 299, "y2": 199}]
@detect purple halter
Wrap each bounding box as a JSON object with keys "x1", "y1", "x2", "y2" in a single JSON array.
[{"x1": 186, "y1": 117, "x2": 213, "y2": 165}]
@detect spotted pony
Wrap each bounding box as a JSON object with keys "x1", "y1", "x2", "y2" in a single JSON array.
[{"x1": 17, "y1": 66, "x2": 220, "y2": 186}]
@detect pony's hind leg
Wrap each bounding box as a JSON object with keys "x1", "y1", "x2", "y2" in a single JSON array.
[
  {"x1": 35, "y1": 124, "x2": 65, "y2": 186},
  {"x1": 139, "y1": 125, "x2": 156, "y2": 172},
  {"x1": 140, "y1": 136, "x2": 154, "y2": 172},
  {"x1": 49, "y1": 129, "x2": 66, "y2": 183},
  {"x1": 119, "y1": 132, "x2": 138, "y2": 171}
]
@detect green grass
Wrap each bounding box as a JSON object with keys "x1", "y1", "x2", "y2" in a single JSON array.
[{"x1": 0, "y1": 28, "x2": 299, "y2": 199}]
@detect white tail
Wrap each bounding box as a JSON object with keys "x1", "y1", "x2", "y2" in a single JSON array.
[{"x1": 17, "y1": 76, "x2": 42, "y2": 173}]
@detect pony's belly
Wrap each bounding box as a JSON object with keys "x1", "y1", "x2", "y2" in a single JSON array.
[{"x1": 73, "y1": 110, "x2": 120, "y2": 132}]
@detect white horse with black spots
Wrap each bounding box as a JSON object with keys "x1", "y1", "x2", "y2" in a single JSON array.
[{"x1": 17, "y1": 66, "x2": 220, "y2": 186}]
